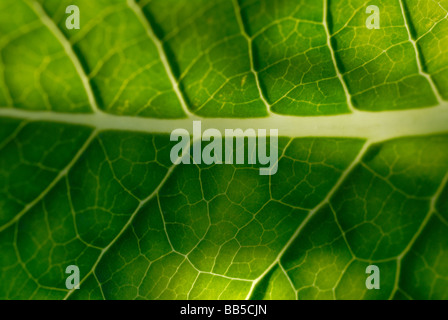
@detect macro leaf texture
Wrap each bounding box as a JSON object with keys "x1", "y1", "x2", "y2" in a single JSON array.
[{"x1": 0, "y1": 0, "x2": 448, "y2": 300}]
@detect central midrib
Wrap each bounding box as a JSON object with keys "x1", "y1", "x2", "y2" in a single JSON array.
[{"x1": 1, "y1": 104, "x2": 448, "y2": 142}]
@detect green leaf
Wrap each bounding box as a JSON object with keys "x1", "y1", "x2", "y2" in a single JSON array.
[{"x1": 0, "y1": 0, "x2": 447, "y2": 300}]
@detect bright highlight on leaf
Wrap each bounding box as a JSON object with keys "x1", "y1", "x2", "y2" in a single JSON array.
[{"x1": 0, "y1": 0, "x2": 447, "y2": 300}]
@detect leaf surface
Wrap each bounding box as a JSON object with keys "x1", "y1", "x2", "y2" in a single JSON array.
[{"x1": 0, "y1": 0, "x2": 447, "y2": 300}]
